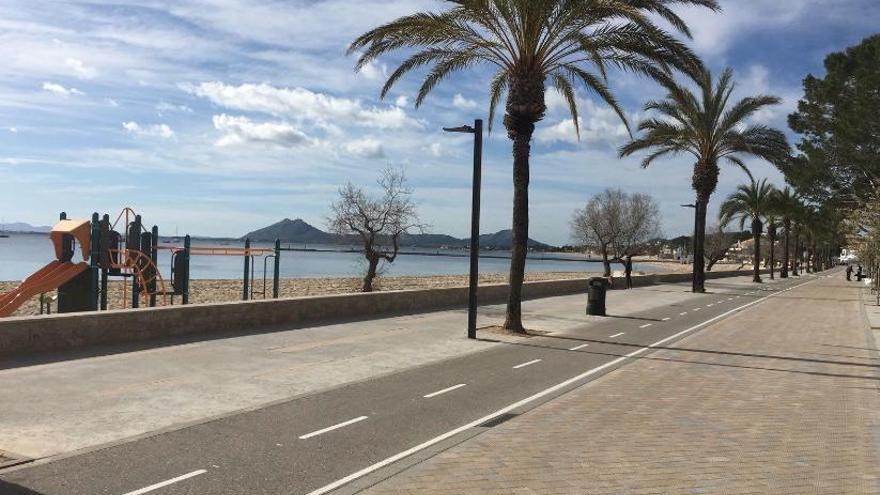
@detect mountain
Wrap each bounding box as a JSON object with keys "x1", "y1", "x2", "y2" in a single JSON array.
[
  {"x1": 242, "y1": 218, "x2": 336, "y2": 244},
  {"x1": 243, "y1": 219, "x2": 555, "y2": 250},
  {"x1": 0, "y1": 222, "x2": 51, "y2": 233},
  {"x1": 471, "y1": 229, "x2": 552, "y2": 250}
]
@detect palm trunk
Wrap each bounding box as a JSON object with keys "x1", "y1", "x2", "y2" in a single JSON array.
[
  {"x1": 752, "y1": 219, "x2": 762, "y2": 283},
  {"x1": 768, "y1": 226, "x2": 776, "y2": 280},
  {"x1": 781, "y1": 220, "x2": 790, "y2": 278},
  {"x1": 692, "y1": 199, "x2": 707, "y2": 293},
  {"x1": 691, "y1": 160, "x2": 717, "y2": 294},
  {"x1": 792, "y1": 232, "x2": 800, "y2": 275},
  {"x1": 503, "y1": 123, "x2": 532, "y2": 333}
]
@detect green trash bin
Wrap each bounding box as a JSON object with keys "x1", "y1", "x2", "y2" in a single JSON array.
[{"x1": 586, "y1": 277, "x2": 609, "y2": 316}]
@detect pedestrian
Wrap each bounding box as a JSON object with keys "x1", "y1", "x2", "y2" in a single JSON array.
[
  {"x1": 624, "y1": 254, "x2": 634, "y2": 289},
  {"x1": 857, "y1": 264, "x2": 863, "y2": 281},
  {"x1": 846, "y1": 264, "x2": 853, "y2": 281}
]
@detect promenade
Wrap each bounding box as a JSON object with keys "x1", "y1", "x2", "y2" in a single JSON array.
[{"x1": 364, "y1": 271, "x2": 880, "y2": 494}]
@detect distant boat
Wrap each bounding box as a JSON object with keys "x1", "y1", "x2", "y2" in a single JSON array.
[{"x1": 0, "y1": 234, "x2": 9, "y2": 238}]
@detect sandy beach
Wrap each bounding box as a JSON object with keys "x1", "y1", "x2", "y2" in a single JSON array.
[{"x1": 1, "y1": 261, "x2": 695, "y2": 318}]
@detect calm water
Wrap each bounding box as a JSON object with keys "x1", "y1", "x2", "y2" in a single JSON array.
[{"x1": 0, "y1": 233, "x2": 659, "y2": 282}]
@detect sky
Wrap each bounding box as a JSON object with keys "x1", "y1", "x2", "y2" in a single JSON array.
[{"x1": 0, "y1": 0, "x2": 877, "y2": 245}]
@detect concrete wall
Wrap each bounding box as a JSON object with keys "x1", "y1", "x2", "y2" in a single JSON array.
[{"x1": 0, "y1": 269, "x2": 759, "y2": 357}]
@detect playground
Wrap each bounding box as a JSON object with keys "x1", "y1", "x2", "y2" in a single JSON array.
[{"x1": 0, "y1": 208, "x2": 289, "y2": 318}]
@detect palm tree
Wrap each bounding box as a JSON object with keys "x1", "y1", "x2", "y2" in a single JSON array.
[
  {"x1": 350, "y1": 0, "x2": 719, "y2": 332},
  {"x1": 765, "y1": 210, "x2": 779, "y2": 280},
  {"x1": 619, "y1": 66, "x2": 790, "y2": 293},
  {"x1": 719, "y1": 178, "x2": 777, "y2": 283},
  {"x1": 772, "y1": 186, "x2": 801, "y2": 278}
]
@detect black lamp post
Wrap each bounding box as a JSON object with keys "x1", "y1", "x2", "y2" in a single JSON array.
[{"x1": 443, "y1": 119, "x2": 483, "y2": 339}]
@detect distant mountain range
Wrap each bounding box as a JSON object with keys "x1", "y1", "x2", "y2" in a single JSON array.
[
  {"x1": 0, "y1": 222, "x2": 51, "y2": 233},
  {"x1": 242, "y1": 218, "x2": 554, "y2": 250}
]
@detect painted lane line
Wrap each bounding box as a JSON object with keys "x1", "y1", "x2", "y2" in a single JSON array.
[
  {"x1": 662, "y1": 317, "x2": 671, "y2": 321},
  {"x1": 299, "y1": 416, "x2": 368, "y2": 440},
  {"x1": 423, "y1": 384, "x2": 467, "y2": 398},
  {"x1": 569, "y1": 343, "x2": 590, "y2": 351},
  {"x1": 513, "y1": 359, "x2": 542, "y2": 369},
  {"x1": 608, "y1": 332, "x2": 625, "y2": 338},
  {"x1": 122, "y1": 470, "x2": 207, "y2": 495},
  {"x1": 639, "y1": 323, "x2": 653, "y2": 328},
  {"x1": 693, "y1": 308, "x2": 701, "y2": 312},
  {"x1": 304, "y1": 277, "x2": 816, "y2": 495},
  {"x1": 706, "y1": 304, "x2": 714, "y2": 307},
  {"x1": 679, "y1": 312, "x2": 688, "y2": 316}
]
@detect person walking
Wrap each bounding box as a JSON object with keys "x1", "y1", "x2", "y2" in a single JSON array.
[
  {"x1": 624, "y1": 255, "x2": 634, "y2": 289},
  {"x1": 846, "y1": 264, "x2": 853, "y2": 281},
  {"x1": 857, "y1": 264, "x2": 863, "y2": 281}
]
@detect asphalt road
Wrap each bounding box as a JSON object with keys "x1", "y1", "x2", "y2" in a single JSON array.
[{"x1": 0, "y1": 275, "x2": 818, "y2": 495}]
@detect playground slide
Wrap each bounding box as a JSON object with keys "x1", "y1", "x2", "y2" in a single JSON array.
[{"x1": 0, "y1": 261, "x2": 89, "y2": 317}]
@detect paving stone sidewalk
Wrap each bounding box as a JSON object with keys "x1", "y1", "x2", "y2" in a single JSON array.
[{"x1": 364, "y1": 274, "x2": 880, "y2": 494}]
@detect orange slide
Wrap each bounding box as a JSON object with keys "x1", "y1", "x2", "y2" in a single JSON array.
[{"x1": 0, "y1": 261, "x2": 89, "y2": 317}]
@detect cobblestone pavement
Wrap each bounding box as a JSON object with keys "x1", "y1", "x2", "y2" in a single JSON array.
[{"x1": 364, "y1": 274, "x2": 880, "y2": 494}]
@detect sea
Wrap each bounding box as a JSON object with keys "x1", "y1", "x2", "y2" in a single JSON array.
[{"x1": 0, "y1": 233, "x2": 660, "y2": 282}]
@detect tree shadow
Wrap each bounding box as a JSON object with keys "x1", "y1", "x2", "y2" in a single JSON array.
[{"x1": 0, "y1": 480, "x2": 45, "y2": 495}]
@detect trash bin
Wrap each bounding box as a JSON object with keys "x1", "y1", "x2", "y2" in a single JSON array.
[{"x1": 586, "y1": 277, "x2": 609, "y2": 316}]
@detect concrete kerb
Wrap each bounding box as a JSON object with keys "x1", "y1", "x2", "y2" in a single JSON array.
[{"x1": 0, "y1": 270, "x2": 760, "y2": 357}]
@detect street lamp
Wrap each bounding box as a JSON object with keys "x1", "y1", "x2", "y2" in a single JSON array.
[{"x1": 443, "y1": 119, "x2": 482, "y2": 340}]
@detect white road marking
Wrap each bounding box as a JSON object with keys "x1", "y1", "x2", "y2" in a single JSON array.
[
  {"x1": 706, "y1": 304, "x2": 714, "y2": 307},
  {"x1": 122, "y1": 470, "x2": 207, "y2": 495},
  {"x1": 679, "y1": 312, "x2": 688, "y2": 316},
  {"x1": 639, "y1": 323, "x2": 652, "y2": 328},
  {"x1": 569, "y1": 343, "x2": 590, "y2": 351},
  {"x1": 303, "y1": 278, "x2": 818, "y2": 495},
  {"x1": 693, "y1": 308, "x2": 701, "y2": 312},
  {"x1": 424, "y1": 384, "x2": 467, "y2": 398},
  {"x1": 299, "y1": 416, "x2": 368, "y2": 440},
  {"x1": 608, "y1": 332, "x2": 625, "y2": 338},
  {"x1": 662, "y1": 317, "x2": 671, "y2": 321},
  {"x1": 513, "y1": 359, "x2": 542, "y2": 369}
]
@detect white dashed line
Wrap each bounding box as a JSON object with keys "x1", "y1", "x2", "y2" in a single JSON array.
[
  {"x1": 424, "y1": 383, "x2": 467, "y2": 398},
  {"x1": 639, "y1": 323, "x2": 653, "y2": 328},
  {"x1": 680, "y1": 312, "x2": 688, "y2": 316},
  {"x1": 569, "y1": 343, "x2": 590, "y2": 351},
  {"x1": 608, "y1": 332, "x2": 625, "y2": 338},
  {"x1": 299, "y1": 416, "x2": 368, "y2": 440},
  {"x1": 122, "y1": 470, "x2": 207, "y2": 495},
  {"x1": 706, "y1": 304, "x2": 714, "y2": 307},
  {"x1": 693, "y1": 308, "x2": 701, "y2": 312},
  {"x1": 513, "y1": 359, "x2": 542, "y2": 369},
  {"x1": 662, "y1": 317, "x2": 671, "y2": 321}
]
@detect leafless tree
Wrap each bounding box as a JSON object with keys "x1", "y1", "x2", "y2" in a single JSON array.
[
  {"x1": 571, "y1": 189, "x2": 661, "y2": 277},
  {"x1": 328, "y1": 168, "x2": 423, "y2": 292},
  {"x1": 704, "y1": 225, "x2": 737, "y2": 271}
]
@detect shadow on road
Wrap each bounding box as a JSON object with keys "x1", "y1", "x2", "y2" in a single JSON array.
[{"x1": 0, "y1": 480, "x2": 44, "y2": 494}]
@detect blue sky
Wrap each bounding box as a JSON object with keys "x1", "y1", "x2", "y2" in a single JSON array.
[{"x1": 0, "y1": 0, "x2": 877, "y2": 245}]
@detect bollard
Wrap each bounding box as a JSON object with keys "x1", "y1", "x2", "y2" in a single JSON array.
[{"x1": 586, "y1": 277, "x2": 609, "y2": 316}]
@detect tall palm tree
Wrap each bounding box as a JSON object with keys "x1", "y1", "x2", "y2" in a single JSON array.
[
  {"x1": 619, "y1": 66, "x2": 790, "y2": 293},
  {"x1": 765, "y1": 210, "x2": 779, "y2": 280},
  {"x1": 350, "y1": 0, "x2": 719, "y2": 332},
  {"x1": 772, "y1": 186, "x2": 801, "y2": 278},
  {"x1": 719, "y1": 178, "x2": 777, "y2": 283}
]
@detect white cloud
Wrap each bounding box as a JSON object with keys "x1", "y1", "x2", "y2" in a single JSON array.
[
  {"x1": 41, "y1": 82, "x2": 83, "y2": 96},
  {"x1": 7, "y1": 127, "x2": 18, "y2": 133},
  {"x1": 395, "y1": 95, "x2": 408, "y2": 107},
  {"x1": 428, "y1": 142, "x2": 443, "y2": 157},
  {"x1": 64, "y1": 57, "x2": 97, "y2": 79},
  {"x1": 183, "y1": 82, "x2": 417, "y2": 129},
  {"x1": 122, "y1": 121, "x2": 175, "y2": 139},
  {"x1": 358, "y1": 59, "x2": 385, "y2": 80},
  {"x1": 105, "y1": 98, "x2": 119, "y2": 107},
  {"x1": 452, "y1": 93, "x2": 477, "y2": 109},
  {"x1": 343, "y1": 138, "x2": 385, "y2": 159},
  {"x1": 156, "y1": 101, "x2": 193, "y2": 114},
  {"x1": 212, "y1": 114, "x2": 315, "y2": 148}
]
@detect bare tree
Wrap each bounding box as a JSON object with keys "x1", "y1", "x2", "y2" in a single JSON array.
[
  {"x1": 703, "y1": 225, "x2": 737, "y2": 271},
  {"x1": 328, "y1": 168, "x2": 423, "y2": 292},
  {"x1": 571, "y1": 189, "x2": 661, "y2": 277}
]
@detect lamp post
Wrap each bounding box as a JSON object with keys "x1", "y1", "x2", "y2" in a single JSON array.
[{"x1": 443, "y1": 119, "x2": 482, "y2": 340}]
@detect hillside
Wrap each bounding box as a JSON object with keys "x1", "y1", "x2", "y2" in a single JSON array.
[
  {"x1": 243, "y1": 219, "x2": 554, "y2": 250},
  {"x1": 0, "y1": 222, "x2": 51, "y2": 233}
]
